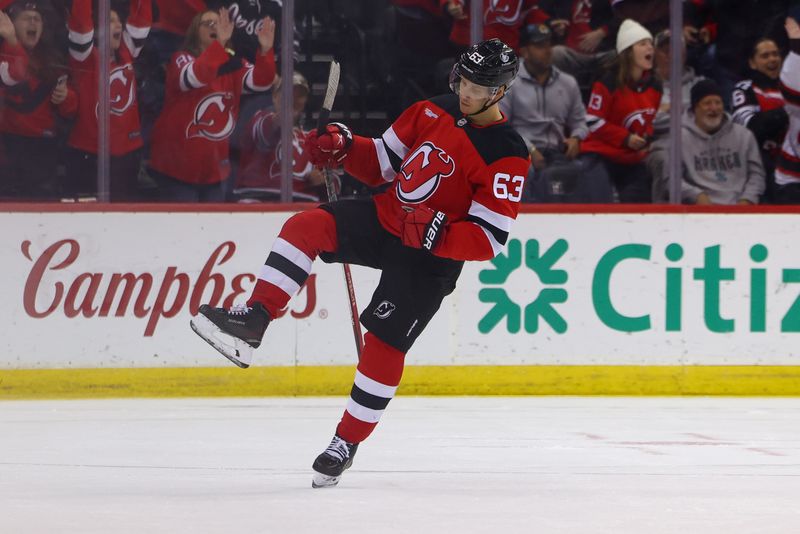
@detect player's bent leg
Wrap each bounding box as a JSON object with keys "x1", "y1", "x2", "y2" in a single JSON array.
[
  {"x1": 311, "y1": 332, "x2": 406, "y2": 488},
  {"x1": 190, "y1": 208, "x2": 338, "y2": 368}
]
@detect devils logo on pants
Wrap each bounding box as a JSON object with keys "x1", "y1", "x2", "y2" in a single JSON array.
[
  {"x1": 187, "y1": 92, "x2": 236, "y2": 141},
  {"x1": 397, "y1": 141, "x2": 455, "y2": 203}
]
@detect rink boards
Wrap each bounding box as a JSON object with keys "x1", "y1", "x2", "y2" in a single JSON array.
[{"x1": 2, "y1": 204, "x2": 800, "y2": 397}]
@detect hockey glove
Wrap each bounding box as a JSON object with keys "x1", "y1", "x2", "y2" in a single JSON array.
[
  {"x1": 307, "y1": 122, "x2": 353, "y2": 167},
  {"x1": 400, "y1": 205, "x2": 448, "y2": 252}
]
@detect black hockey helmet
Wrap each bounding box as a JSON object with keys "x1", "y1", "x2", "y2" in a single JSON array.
[{"x1": 450, "y1": 38, "x2": 519, "y2": 95}]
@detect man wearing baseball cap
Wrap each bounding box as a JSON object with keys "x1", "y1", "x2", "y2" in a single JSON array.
[{"x1": 500, "y1": 22, "x2": 588, "y2": 202}]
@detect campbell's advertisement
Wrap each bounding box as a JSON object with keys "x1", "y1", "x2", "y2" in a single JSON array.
[{"x1": 3, "y1": 210, "x2": 800, "y2": 368}]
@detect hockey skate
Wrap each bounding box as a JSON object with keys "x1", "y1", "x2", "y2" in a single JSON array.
[
  {"x1": 311, "y1": 434, "x2": 359, "y2": 488},
  {"x1": 189, "y1": 302, "x2": 270, "y2": 369}
]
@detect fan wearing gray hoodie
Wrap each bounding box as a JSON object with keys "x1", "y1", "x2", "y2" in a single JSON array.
[{"x1": 680, "y1": 79, "x2": 765, "y2": 205}]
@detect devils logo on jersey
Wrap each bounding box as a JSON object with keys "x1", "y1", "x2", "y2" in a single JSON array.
[
  {"x1": 94, "y1": 65, "x2": 137, "y2": 118},
  {"x1": 397, "y1": 141, "x2": 455, "y2": 203},
  {"x1": 186, "y1": 92, "x2": 236, "y2": 141},
  {"x1": 623, "y1": 108, "x2": 657, "y2": 135},
  {"x1": 267, "y1": 127, "x2": 313, "y2": 180},
  {"x1": 484, "y1": 0, "x2": 526, "y2": 25}
]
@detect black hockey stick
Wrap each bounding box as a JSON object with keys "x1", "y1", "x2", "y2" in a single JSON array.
[{"x1": 317, "y1": 61, "x2": 364, "y2": 358}]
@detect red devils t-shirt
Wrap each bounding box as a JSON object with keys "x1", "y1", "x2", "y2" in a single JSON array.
[{"x1": 345, "y1": 94, "x2": 530, "y2": 262}]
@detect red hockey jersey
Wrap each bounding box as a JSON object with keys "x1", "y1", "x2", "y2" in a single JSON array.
[
  {"x1": 442, "y1": 0, "x2": 548, "y2": 49},
  {"x1": 345, "y1": 94, "x2": 530, "y2": 261},
  {"x1": 1, "y1": 62, "x2": 77, "y2": 138},
  {"x1": 564, "y1": 0, "x2": 594, "y2": 51},
  {"x1": 0, "y1": 40, "x2": 28, "y2": 88},
  {"x1": 582, "y1": 72, "x2": 662, "y2": 165},
  {"x1": 236, "y1": 110, "x2": 320, "y2": 200},
  {"x1": 149, "y1": 41, "x2": 276, "y2": 184},
  {"x1": 67, "y1": 0, "x2": 151, "y2": 156}
]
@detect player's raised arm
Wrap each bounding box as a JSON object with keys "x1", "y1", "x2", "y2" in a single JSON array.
[
  {"x1": 67, "y1": 0, "x2": 94, "y2": 63},
  {"x1": 122, "y1": 0, "x2": 152, "y2": 60},
  {"x1": 0, "y1": 11, "x2": 27, "y2": 87}
]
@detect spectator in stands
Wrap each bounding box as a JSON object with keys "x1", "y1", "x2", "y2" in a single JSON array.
[
  {"x1": 578, "y1": 19, "x2": 662, "y2": 202},
  {"x1": 150, "y1": 1, "x2": 288, "y2": 63},
  {"x1": 64, "y1": 0, "x2": 151, "y2": 201},
  {"x1": 1, "y1": 1, "x2": 74, "y2": 200},
  {"x1": 684, "y1": 0, "x2": 796, "y2": 107},
  {"x1": 147, "y1": 8, "x2": 276, "y2": 202},
  {"x1": 680, "y1": 79, "x2": 765, "y2": 204},
  {"x1": 442, "y1": 0, "x2": 549, "y2": 50},
  {"x1": 648, "y1": 29, "x2": 705, "y2": 201},
  {"x1": 500, "y1": 23, "x2": 589, "y2": 202},
  {"x1": 773, "y1": 14, "x2": 800, "y2": 204},
  {"x1": 731, "y1": 37, "x2": 788, "y2": 201},
  {"x1": 234, "y1": 71, "x2": 327, "y2": 202},
  {"x1": 540, "y1": 0, "x2": 615, "y2": 97}
]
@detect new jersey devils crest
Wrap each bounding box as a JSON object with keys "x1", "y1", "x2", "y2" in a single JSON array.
[
  {"x1": 187, "y1": 92, "x2": 236, "y2": 141},
  {"x1": 95, "y1": 65, "x2": 136, "y2": 118},
  {"x1": 397, "y1": 141, "x2": 455, "y2": 203}
]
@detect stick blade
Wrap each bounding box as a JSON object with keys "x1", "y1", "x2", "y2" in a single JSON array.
[{"x1": 322, "y1": 61, "x2": 340, "y2": 113}]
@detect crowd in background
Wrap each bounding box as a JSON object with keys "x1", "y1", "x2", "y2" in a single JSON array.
[{"x1": 1, "y1": 0, "x2": 799, "y2": 205}]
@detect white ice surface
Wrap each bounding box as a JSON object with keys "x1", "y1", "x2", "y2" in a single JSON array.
[{"x1": 2, "y1": 397, "x2": 800, "y2": 534}]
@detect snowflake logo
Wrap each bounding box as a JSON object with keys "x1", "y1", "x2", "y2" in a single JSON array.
[{"x1": 478, "y1": 239, "x2": 569, "y2": 334}]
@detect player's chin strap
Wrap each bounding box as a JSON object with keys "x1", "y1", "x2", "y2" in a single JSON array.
[{"x1": 465, "y1": 88, "x2": 506, "y2": 117}]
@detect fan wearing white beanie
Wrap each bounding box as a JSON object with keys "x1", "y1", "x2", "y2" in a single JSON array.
[
  {"x1": 616, "y1": 19, "x2": 653, "y2": 54},
  {"x1": 576, "y1": 18, "x2": 662, "y2": 203}
]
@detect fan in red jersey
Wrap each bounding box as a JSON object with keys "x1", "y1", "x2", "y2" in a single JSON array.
[
  {"x1": 190, "y1": 38, "x2": 530, "y2": 488},
  {"x1": 147, "y1": 8, "x2": 276, "y2": 202},
  {"x1": 442, "y1": 0, "x2": 549, "y2": 50},
  {"x1": 578, "y1": 18, "x2": 662, "y2": 202},
  {"x1": 1, "y1": 1, "x2": 76, "y2": 200},
  {"x1": 63, "y1": 0, "x2": 151, "y2": 201},
  {"x1": 234, "y1": 71, "x2": 327, "y2": 202}
]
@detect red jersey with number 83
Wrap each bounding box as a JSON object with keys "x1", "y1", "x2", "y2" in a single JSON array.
[{"x1": 344, "y1": 94, "x2": 530, "y2": 261}]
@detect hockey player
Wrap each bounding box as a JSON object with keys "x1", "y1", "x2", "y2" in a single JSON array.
[
  {"x1": 190, "y1": 38, "x2": 530, "y2": 488},
  {"x1": 774, "y1": 14, "x2": 800, "y2": 204}
]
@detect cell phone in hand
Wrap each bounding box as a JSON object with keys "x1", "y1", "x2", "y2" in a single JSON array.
[{"x1": 57, "y1": 75, "x2": 67, "y2": 85}]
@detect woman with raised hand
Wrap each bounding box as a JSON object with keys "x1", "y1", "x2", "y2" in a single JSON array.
[
  {"x1": 147, "y1": 8, "x2": 276, "y2": 202},
  {"x1": 1, "y1": 1, "x2": 75, "y2": 200},
  {"x1": 64, "y1": 0, "x2": 152, "y2": 201}
]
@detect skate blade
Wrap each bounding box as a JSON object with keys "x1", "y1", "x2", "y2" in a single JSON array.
[
  {"x1": 190, "y1": 314, "x2": 253, "y2": 369},
  {"x1": 311, "y1": 472, "x2": 342, "y2": 488}
]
